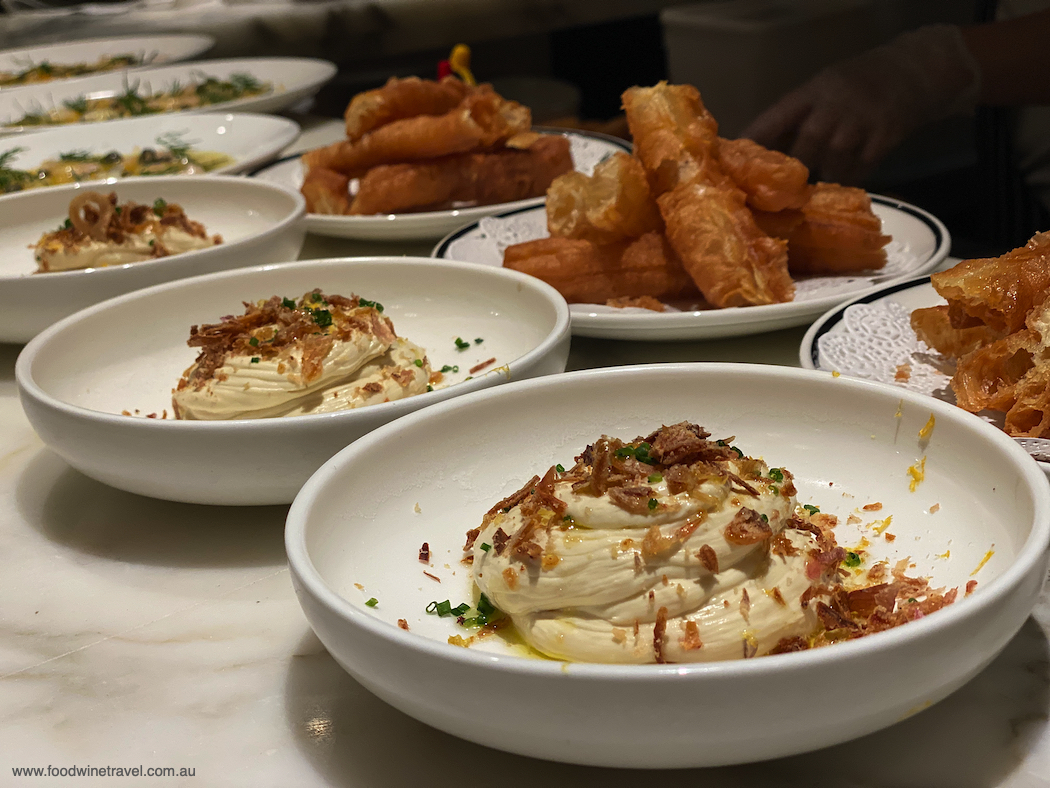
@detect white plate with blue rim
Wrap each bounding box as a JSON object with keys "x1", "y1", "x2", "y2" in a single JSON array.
[
  {"x1": 250, "y1": 128, "x2": 631, "y2": 242},
  {"x1": 432, "y1": 195, "x2": 951, "y2": 341},
  {"x1": 800, "y1": 273, "x2": 1050, "y2": 476}
]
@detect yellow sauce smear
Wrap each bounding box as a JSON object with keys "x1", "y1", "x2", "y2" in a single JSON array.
[
  {"x1": 895, "y1": 399, "x2": 904, "y2": 419},
  {"x1": 908, "y1": 457, "x2": 926, "y2": 492},
  {"x1": 936, "y1": 549, "x2": 951, "y2": 559},
  {"x1": 832, "y1": 371, "x2": 841, "y2": 378},
  {"x1": 971, "y1": 549, "x2": 995, "y2": 576},
  {"x1": 872, "y1": 516, "x2": 893, "y2": 535},
  {"x1": 919, "y1": 414, "x2": 935, "y2": 440}
]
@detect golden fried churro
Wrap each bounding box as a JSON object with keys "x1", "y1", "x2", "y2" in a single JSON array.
[
  {"x1": 658, "y1": 182, "x2": 794, "y2": 307},
  {"x1": 910, "y1": 305, "x2": 1005, "y2": 359},
  {"x1": 344, "y1": 75, "x2": 471, "y2": 142},
  {"x1": 931, "y1": 231, "x2": 1050, "y2": 334},
  {"x1": 503, "y1": 232, "x2": 697, "y2": 304},
  {"x1": 621, "y1": 82, "x2": 720, "y2": 194},
  {"x1": 301, "y1": 167, "x2": 351, "y2": 215},
  {"x1": 717, "y1": 137, "x2": 811, "y2": 212},
  {"x1": 311, "y1": 86, "x2": 531, "y2": 178},
  {"x1": 546, "y1": 152, "x2": 663, "y2": 244},
  {"x1": 348, "y1": 135, "x2": 571, "y2": 215},
  {"x1": 785, "y1": 183, "x2": 890, "y2": 275}
]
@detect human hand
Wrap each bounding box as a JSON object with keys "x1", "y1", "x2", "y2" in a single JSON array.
[{"x1": 741, "y1": 25, "x2": 981, "y2": 185}]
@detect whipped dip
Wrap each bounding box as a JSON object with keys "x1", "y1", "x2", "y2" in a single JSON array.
[
  {"x1": 469, "y1": 424, "x2": 838, "y2": 663},
  {"x1": 173, "y1": 291, "x2": 431, "y2": 420}
]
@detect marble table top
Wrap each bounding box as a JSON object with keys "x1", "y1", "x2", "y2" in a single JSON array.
[{"x1": 1, "y1": 120, "x2": 1049, "y2": 787}]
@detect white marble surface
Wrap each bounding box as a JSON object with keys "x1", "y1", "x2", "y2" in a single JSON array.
[{"x1": 1, "y1": 121, "x2": 1049, "y2": 787}]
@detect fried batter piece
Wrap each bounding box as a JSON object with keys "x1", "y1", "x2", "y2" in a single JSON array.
[
  {"x1": 348, "y1": 134, "x2": 572, "y2": 215},
  {"x1": 623, "y1": 82, "x2": 794, "y2": 307},
  {"x1": 621, "y1": 82, "x2": 720, "y2": 193},
  {"x1": 503, "y1": 232, "x2": 698, "y2": 304},
  {"x1": 717, "y1": 137, "x2": 811, "y2": 212},
  {"x1": 951, "y1": 328, "x2": 1040, "y2": 413},
  {"x1": 931, "y1": 231, "x2": 1050, "y2": 334},
  {"x1": 344, "y1": 75, "x2": 471, "y2": 142},
  {"x1": 658, "y1": 182, "x2": 794, "y2": 307},
  {"x1": 301, "y1": 166, "x2": 351, "y2": 215},
  {"x1": 910, "y1": 305, "x2": 1005, "y2": 359},
  {"x1": 783, "y1": 183, "x2": 890, "y2": 275},
  {"x1": 545, "y1": 151, "x2": 663, "y2": 244},
  {"x1": 305, "y1": 86, "x2": 531, "y2": 178}
]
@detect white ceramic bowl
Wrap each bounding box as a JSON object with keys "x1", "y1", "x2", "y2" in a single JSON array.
[
  {"x1": 0, "y1": 112, "x2": 301, "y2": 182},
  {"x1": 0, "y1": 175, "x2": 306, "y2": 344},
  {"x1": 285, "y1": 363, "x2": 1050, "y2": 768},
  {"x1": 0, "y1": 35, "x2": 215, "y2": 88},
  {"x1": 0, "y1": 57, "x2": 337, "y2": 134},
  {"x1": 16, "y1": 257, "x2": 571, "y2": 505}
]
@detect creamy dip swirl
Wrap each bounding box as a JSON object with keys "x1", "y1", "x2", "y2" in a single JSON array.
[
  {"x1": 172, "y1": 291, "x2": 431, "y2": 420},
  {"x1": 470, "y1": 423, "x2": 839, "y2": 663}
]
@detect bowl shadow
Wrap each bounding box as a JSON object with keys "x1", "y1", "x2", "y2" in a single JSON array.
[
  {"x1": 283, "y1": 618, "x2": 1049, "y2": 787},
  {"x1": 15, "y1": 447, "x2": 287, "y2": 569}
]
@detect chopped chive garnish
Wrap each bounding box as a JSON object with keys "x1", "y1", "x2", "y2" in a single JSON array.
[
  {"x1": 250, "y1": 357, "x2": 260, "y2": 363},
  {"x1": 152, "y1": 198, "x2": 167, "y2": 216},
  {"x1": 310, "y1": 292, "x2": 324, "y2": 303},
  {"x1": 803, "y1": 504, "x2": 820, "y2": 515},
  {"x1": 648, "y1": 473, "x2": 663, "y2": 483},
  {"x1": 426, "y1": 385, "x2": 433, "y2": 392},
  {"x1": 769, "y1": 468, "x2": 784, "y2": 482},
  {"x1": 365, "y1": 598, "x2": 378, "y2": 607},
  {"x1": 760, "y1": 513, "x2": 768, "y2": 523},
  {"x1": 648, "y1": 498, "x2": 658, "y2": 511},
  {"x1": 311, "y1": 309, "x2": 333, "y2": 328},
  {"x1": 479, "y1": 543, "x2": 491, "y2": 552},
  {"x1": 474, "y1": 337, "x2": 484, "y2": 344},
  {"x1": 248, "y1": 336, "x2": 259, "y2": 347},
  {"x1": 413, "y1": 358, "x2": 424, "y2": 367},
  {"x1": 730, "y1": 446, "x2": 744, "y2": 458},
  {"x1": 282, "y1": 297, "x2": 296, "y2": 309},
  {"x1": 455, "y1": 337, "x2": 470, "y2": 350},
  {"x1": 556, "y1": 464, "x2": 565, "y2": 473},
  {"x1": 358, "y1": 297, "x2": 384, "y2": 312},
  {"x1": 843, "y1": 551, "x2": 862, "y2": 568}
]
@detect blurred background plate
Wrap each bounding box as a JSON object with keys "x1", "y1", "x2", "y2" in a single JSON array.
[
  {"x1": 0, "y1": 112, "x2": 300, "y2": 193},
  {"x1": 251, "y1": 128, "x2": 630, "y2": 242},
  {"x1": 0, "y1": 56, "x2": 337, "y2": 134},
  {"x1": 0, "y1": 34, "x2": 214, "y2": 89}
]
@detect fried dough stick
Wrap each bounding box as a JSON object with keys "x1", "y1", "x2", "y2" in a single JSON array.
[
  {"x1": 304, "y1": 86, "x2": 531, "y2": 178},
  {"x1": 910, "y1": 305, "x2": 1004, "y2": 359},
  {"x1": 621, "y1": 82, "x2": 720, "y2": 194},
  {"x1": 348, "y1": 135, "x2": 572, "y2": 215},
  {"x1": 931, "y1": 231, "x2": 1050, "y2": 334},
  {"x1": 784, "y1": 183, "x2": 890, "y2": 275},
  {"x1": 717, "y1": 137, "x2": 811, "y2": 212},
  {"x1": 503, "y1": 232, "x2": 698, "y2": 304},
  {"x1": 658, "y1": 182, "x2": 793, "y2": 307},
  {"x1": 545, "y1": 151, "x2": 663, "y2": 244},
  {"x1": 624, "y1": 83, "x2": 794, "y2": 307},
  {"x1": 301, "y1": 167, "x2": 351, "y2": 215},
  {"x1": 344, "y1": 75, "x2": 471, "y2": 142}
]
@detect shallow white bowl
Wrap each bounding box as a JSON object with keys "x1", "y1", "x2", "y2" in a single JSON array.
[
  {"x1": 0, "y1": 57, "x2": 337, "y2": 134},
  {"x1": 0, "y1": 112, "x2": 300, "y2": 182},
  {"x1": 286, "y1": 363, "x2": 1050, "y2": 768},
  {"x1": 0, "y1": 35, "x2": 215, "y2": 88},
  {"x1": 0, "y1": 175, "x2": 306, "y2": 343},
  {"x1": 16, "y1": 257, "x2": 571, "y2": 505}
]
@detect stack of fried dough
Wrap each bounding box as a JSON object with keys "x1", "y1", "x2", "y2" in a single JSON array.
[
  {"x1": 504, "y1": 82, "x2": 891, "y2": 309},
  {"x1": 911, "y1": 232, "x2": 1050, "y2": 437},
  {"x1": 300, "y1": 76, "x2": 574, "y2": 216}
]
